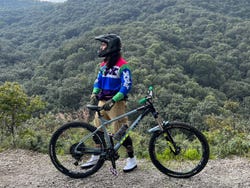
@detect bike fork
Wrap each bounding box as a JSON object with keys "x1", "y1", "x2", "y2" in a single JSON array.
[
  {"x1": 164, "y1": 131, "x2": 181, "y2": 155},
  {"x1": 160, "y1": 121, "x2": 181, "y2": 155}
]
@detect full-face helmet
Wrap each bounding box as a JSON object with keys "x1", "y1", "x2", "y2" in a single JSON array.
[{"x1": 95, "y1": 34, "x2": 121, "y2": 57}]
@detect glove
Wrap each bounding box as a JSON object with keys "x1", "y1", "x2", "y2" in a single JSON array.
[
  {"x1": 89, "y1": 94, "x2": 98, "y2": 105},
  {"x1": 102, "y1": 99, "x2": 115, "y2": 111}
]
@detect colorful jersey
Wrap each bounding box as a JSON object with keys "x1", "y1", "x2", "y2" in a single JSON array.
[{"x1": 93, "y1": 57, "x2": 132, "y2": 102}]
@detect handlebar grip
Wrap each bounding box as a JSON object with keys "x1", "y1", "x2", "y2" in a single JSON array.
[
  {"x1": 138, "y1": 86, "x2": 154, "y2": 104},
  {"x1": 148, "y1": 86, "x2": 153, "y2": 97},
  {"x1": 139, "y1": 98, "x2": 147, "y2": 104}
]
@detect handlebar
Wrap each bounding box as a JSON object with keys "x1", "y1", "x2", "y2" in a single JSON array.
[
  {"x1": 139, "y1": 86, "x2": 154, "y2": 104},
  {"x1": 87, "y1": 86, "x2": 154, "y2": 111}
]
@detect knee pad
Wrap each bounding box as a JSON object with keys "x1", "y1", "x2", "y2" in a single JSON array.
[{"x1": 122, "y1": 136, "x2": 132, "y2": 147}]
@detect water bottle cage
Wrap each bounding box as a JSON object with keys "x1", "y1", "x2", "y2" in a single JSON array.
[{"x1": 113, "y1": 125, "x2": 128, "y2": 140}]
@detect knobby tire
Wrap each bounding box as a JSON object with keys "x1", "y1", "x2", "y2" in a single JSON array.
[
  {"x1": 149, "y1": 122, "x2": 209, "y2": 178},
  {"x1": 49, "y1": 122, "x2": 105, "y2": 178}
]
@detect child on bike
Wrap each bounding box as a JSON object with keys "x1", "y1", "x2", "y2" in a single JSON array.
[{"x1": 81, "y1": 33, "x2": 137, "y2": 172}]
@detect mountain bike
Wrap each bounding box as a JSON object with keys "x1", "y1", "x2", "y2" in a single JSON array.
[{"x1": 49, "y1": 86, "x2": 209, "y2": 179}]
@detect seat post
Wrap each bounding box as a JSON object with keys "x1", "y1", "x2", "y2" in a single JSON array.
[{"x1": 97, "y1": 110, "x2": 102, "y2": 117}]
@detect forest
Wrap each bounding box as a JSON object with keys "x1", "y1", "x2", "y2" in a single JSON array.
[{"x1": 0, "y1": 0, "x2": 249, "y2": 158}]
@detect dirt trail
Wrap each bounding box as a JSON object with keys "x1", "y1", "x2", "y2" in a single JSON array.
[{"x1": 0, "y1": 149, "x2": 249, "y2": 188}]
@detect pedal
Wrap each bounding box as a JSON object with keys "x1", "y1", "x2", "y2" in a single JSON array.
[{"x1": 110, "y1": 167, "x2": 118, "y2": 176}]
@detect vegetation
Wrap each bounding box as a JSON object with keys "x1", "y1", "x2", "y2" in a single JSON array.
[
  {"x1": 0, "y1": 82, "x2": 46, "y2": 148},
  {"x1": 0, "y1": 0, "x2": 249, "y2": 158}
]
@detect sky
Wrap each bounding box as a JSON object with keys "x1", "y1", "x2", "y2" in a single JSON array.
[{"x1": 39, "y1": 0, "x2": 67, "y2": 3}]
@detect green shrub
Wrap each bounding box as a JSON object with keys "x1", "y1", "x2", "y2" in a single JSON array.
[
  {"x1": 184, "y1": 148, "x2": 201, "y2": 160},
  {"x1": 205, "y1": 130, "x2": 250, "y2": 158},
  {"x1": 0, "y1": 113, "x2": 64, "y2": 153}
]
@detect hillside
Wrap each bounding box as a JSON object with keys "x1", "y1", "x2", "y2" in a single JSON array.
[
  {"x1": 0, "y1": 0, "x2": 249, "y2": 158},
  {"x1": 1, "y1": 0, "x2": 250, "y2": 113}
]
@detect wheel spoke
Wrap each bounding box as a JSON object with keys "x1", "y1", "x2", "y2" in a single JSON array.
[
  {"x1": 149, "y1": 123, "x2": 209, "y2": 178},
  {"x1": 49, "y1": 122, "x2": 105, "y2": 178}
]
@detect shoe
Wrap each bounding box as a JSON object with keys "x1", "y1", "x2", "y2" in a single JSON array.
[
  {"x1": 123, "y1": 157, "x2": 137, "y2": 172},
  {"x1": 80, "y1": 155, "x2": 99, "y2": 169}
]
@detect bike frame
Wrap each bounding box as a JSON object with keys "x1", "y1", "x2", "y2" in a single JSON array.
[
  {"x1": 97, "y1": 104, "x2": 151, "y2": 152},
  {"x1": 50, "y1": 86, "x2": 209, "y2": 179},
  {"x1": 76, "y1": 101, "x2": 162, "y2": 156}
]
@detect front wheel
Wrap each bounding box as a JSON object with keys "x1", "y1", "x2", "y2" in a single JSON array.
[
  {"x1": 149, "y1": 122, "x2": 209, "y2": 178},
  {"x1": 49, "y1": 121, "x2": 105, "y2": 178}
]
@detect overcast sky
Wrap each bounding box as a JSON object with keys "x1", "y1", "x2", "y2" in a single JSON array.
[{"x1": 39, "y1": 0, "x2": 67, "y2": 3}]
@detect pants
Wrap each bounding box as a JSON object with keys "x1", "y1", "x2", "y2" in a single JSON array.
[
  {"x1": 94, "y1": 100, "x2": 128, "y2": 133},
  {"x1": 94, "y1": 100, "x2": 134, "y2": 158}
]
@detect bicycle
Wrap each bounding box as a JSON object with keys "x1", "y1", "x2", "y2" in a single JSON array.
[{"x1": 49, "y1": 86, "x2": 209, "y2": 179}]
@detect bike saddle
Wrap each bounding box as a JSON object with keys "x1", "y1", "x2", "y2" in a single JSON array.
[{"x1": 86, "y1": 104, "x2": 102, "y2": 111}]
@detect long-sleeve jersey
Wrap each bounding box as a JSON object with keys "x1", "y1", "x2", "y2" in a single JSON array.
[{"x1": 92, "y1": 57, "x2": 132, "y2": 102}]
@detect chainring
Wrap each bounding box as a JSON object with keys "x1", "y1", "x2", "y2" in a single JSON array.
[{"x1": 70, "y1": 143, "x2": 86, "y2": 160}]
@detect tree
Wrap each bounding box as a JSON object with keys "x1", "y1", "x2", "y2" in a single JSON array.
[
  {"x1": 185, "y1": 53, "x2": 224, "y2": 88},
  {"x1": 222, "y1": 80, "x2": 250, "y2": 101},
  {"x1": 0, "y1": 82, "x2": 46, "y2": 146}
]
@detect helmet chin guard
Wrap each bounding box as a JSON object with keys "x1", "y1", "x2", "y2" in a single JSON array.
[{"x1": 95, "y1": 34, "x2": 121, "y2": 57}]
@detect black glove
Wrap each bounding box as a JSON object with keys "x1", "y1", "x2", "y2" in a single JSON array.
[
  {"x1": 103, "y1": 99, "x2": 115, "y2": 111},
  {"x1": 89, "y1": 94, "x2": 98, "y2": 105}
]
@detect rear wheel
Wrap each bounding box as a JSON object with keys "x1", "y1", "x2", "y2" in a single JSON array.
[
  {"x1": 149, "y1": 122, "x2": 209, "y2": 178},
  {"x1": 49, "y1": 122, "x2": 105, "y2": 178}
]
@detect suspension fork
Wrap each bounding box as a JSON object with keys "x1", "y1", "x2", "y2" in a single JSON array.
[
  {"x1": 150, "y1": 110, "x2": 181, "y2": 155},
  {"x1": 162, "y1": 130, "x2": 179, "y2": 154}
]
